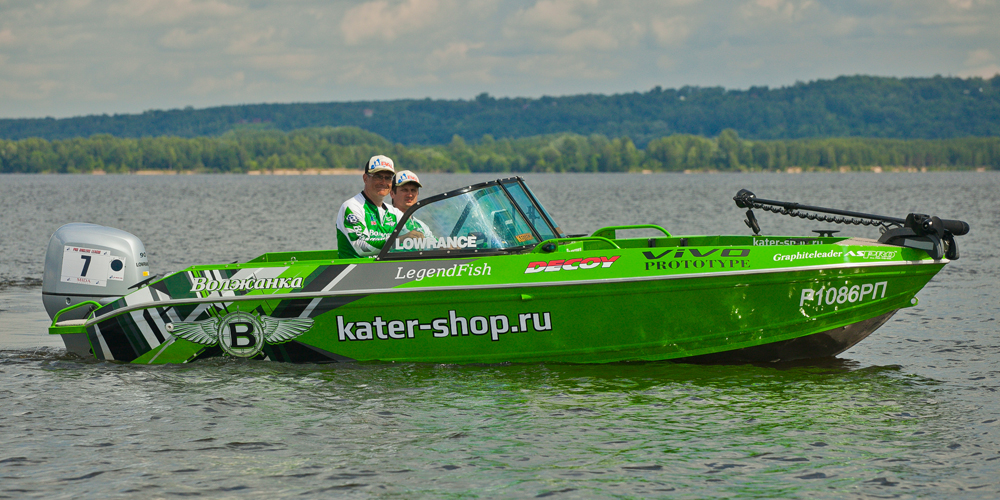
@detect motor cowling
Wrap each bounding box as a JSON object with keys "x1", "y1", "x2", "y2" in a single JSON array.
[{"x1": 42, "y1": 223, "x2": 150, "y2": 321}]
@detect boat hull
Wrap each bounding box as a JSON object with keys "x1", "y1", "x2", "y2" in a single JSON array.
[
  {"x1": 681, "y1": 310, "x2": 897, "y2": 364},
  {"x1": 50, "y1": 240, "x2": 943, "y2": 364}
]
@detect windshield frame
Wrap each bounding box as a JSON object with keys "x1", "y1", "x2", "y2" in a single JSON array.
[
  {"x1": 375, "y1": 176, "x2": 556, "y2": 261},
  {"x1": 497, "y1": 179, "x2": 563, "y2": 240}
]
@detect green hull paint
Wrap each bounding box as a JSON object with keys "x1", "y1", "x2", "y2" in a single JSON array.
[
  {"x1": 302, "y1": 263, "x2": 937, "y2": 364},
  {"x1": 50, "y1": 235, "x2": 943, "y2": 365}
]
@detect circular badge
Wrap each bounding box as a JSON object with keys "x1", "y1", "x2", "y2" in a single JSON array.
[{"x1": 217, "y1": 311, "x2": 266, "y2": 358}]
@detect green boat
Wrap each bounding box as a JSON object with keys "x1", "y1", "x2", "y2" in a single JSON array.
[{"x1": 43, "y1": 177, "x2": 969, "y2": 364}]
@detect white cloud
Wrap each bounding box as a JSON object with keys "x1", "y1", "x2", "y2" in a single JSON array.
[
  {"x1": 1, "y1": 0, "x2": 999, "y2": 119},
  {"x1": 959, "y1": 49, "x2": 999, "y2": 78},
  {"x1": 741, "y1": 0, "x2": 818, "y2": 22},
  {"x1": 187, "y1": 71, "x2": 245, "y2": 95},
  {"x1": 108, "y1": 0, "x2": 242, "y2": 24},
  {"x1": 511, "y1": 0, "x2": 598, "y2": 32},
  {"x1": 341, "y1": 0, "x2": 444, "y2": 44},
  {"x1": 249, "y1": 54, "x2": 320, "y2": 80},
  {"x1": 159, "y1": 27, "x2": 215, "y2": 49},
  {"x1": 427, "y1": 42, "x2": 485, "y2": 70},
  {"x1": 649, "y1": 17, "x2": 690, "y2": 46},
  {"x1": 959, "y1": 64, "x2": 1000, "y2": 78},
  {"x1": 0, "y1": 28, "x2": 15, "y2": 46},
  {"x1": 554, "y1": 28, "x2": 618, "y2": 52},
  {"x1": 515, "y1": 54, "x2": 618, "y2": 80},
  {"x1": 964, "y1": 49, "x2": 995, "y2": 67},
  {"x1": 225, "y1": 27, "x2": 277, "y2": 55},
  {"x1": 946, "y1": 0, "x2": 974, "y2": 9}
]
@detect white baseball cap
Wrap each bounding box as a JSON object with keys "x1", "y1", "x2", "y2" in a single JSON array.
[
  {"x1": 393, "y1": 170, "x2": 422, "y2": 188},
  {"x1": 365, "y1": 155, "x2": 395, "y2": 175}
]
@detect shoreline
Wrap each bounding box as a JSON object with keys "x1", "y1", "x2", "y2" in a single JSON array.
[{"x1": 1, "y1": 167, "x2": 992, "y2": 175}]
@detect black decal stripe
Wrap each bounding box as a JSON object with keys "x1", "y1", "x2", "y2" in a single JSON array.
[
  {"x1": 95, "y1": 300, "x2": 123, "y2": 318},
  {"x1": 156, "y1": 307, "x2": 174, "y2": 329},
  {"x1": 120, "y1": 313, "x2": 152, "y2": 356},
  {"x1": 271, "y1": 299, "x2": 313, "y2": 318},
  {"x1": 263, "y1": 341, "x2": 353, "y2": 363},
  {"x1": 297, "y1": 342, "x2": 356, "y2": 363},
  {"x1": 302, "y1": 265, "x2": 350, "y2": 292},
  {"x1": 262, "y1": 344, "x2": 286, "y2": 362},
  {"x1": 143, "y1": 309, "x2": 166, "y2": 344},
  {"x1": 171, "y1": 303, "x2": 201, "y2": 322},
  {"x1": 96, "y1": 318, "x2": 141, "y2": 362},
  {"x1": 309, "y1": 296, "x2": 367, "y2": 318},
  {"x1": 150, "y1": 280, "x2": 170, "y2": 295},
  {"x1": 190, "y1": 345, "x2": 223, "y2": 362}
]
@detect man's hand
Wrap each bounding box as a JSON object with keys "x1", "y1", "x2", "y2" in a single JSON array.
[{"x1": 400, "y1": 230, "x2": 424, "y2": 240}]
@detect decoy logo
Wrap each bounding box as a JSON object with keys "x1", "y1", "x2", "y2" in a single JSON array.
[{"x1": 166, "y1": 310, "x2": 313, "y2": 358}]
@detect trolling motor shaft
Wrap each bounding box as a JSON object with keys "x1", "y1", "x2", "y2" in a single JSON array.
[{"x1": 733, "y1": 189, "x2": 970, "y2": 260}]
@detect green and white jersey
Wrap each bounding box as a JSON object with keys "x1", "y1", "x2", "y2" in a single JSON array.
[
  {"x1": 337, "y1": 193, "x2": 404, "y2": 259},
  {"x1": 404, "y1": 217, "x2": 434, "y2": 239}
]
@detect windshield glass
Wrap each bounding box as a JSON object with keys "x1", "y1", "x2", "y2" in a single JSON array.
[
  {"x1": 521, "y1": 183, "x2": 564, "y2": 237},
  {"x1": 502, "y1": 181, "x2": 558, "y2": 241},
  {"x1": 388, "y1": 185, "x2": 541, "y2": 254}
]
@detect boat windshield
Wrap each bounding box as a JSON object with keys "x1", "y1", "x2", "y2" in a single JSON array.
[
  {"x1": 382, "y1": 179, "x2": 558, "y2": 258},
  {"x1": 501, "y1": 180, "x2": 564, "y2": 240}
]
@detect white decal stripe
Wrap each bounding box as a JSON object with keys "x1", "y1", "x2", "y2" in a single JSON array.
[
  {"x1": 300, "y1": 264, "x2": 356, "y2": 318},
  {"x1": 229, "y1": 267, "x2": 262, "y2": 281},
  {"x1": 130, "y1": 310, "x2": 161, "y2": 348},
  {"x1": 260, "y1": 267, "x2": 289, "y2": 279},
  {"x1": 300, "y1": 299, "x2": 322, "y2": 319},
  {"x1": 186, "y1": 270, "x2": 206, "y2": 299},
  {"x1": 211, "y1": 270, "x2": 229, "y2": 302},
  {"x1": 184, "y1": 303, "x2": 211, "y2": 322},
  {"x1": 124, "y1": 286, "x2": 154, "y2": 306},
  {"x1": 323, "y1": 265, "x2": 356, "y2": 291},
  {"x1": 147, "y1": 337, "x2": 175, "y2": 364},
  {"x1": 93, "y1": 324, "x2": 114, "y2": 361},
  {"x1": 166, "y1": 308, "x2": 183, "y2": 324},
  {"x1": 145, "y1": 307, "x2": 171, "y2": 343}
]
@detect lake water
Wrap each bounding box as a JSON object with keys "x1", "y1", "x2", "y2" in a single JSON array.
[{"x1": 1, "y1": 172, "x2": 998, "y2": 498}]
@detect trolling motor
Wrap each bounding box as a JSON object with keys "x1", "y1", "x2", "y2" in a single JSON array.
[{"x1": 733, "y1": 189, "x2": 970, "y2": 260}]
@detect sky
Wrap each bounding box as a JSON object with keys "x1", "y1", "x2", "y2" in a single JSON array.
[{"x1": 1, "y1": 0, "x2": 998, "y2": 119}]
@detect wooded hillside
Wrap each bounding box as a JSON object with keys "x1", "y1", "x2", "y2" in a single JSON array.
[
  {"x1": 1, "y1": 75, "x2": 998, "y2": 146},
  {"x1": 3, "y1": 127, "x2": 997, "y2": 174}
]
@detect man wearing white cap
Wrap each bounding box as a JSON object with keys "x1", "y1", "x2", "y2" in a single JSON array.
[
  {"x1": 390, "y1": 170, "x2": 422, "y2": 213},
  {"x1": 391, "y1": 170, "x2": 433, "y2": 239},
  {"x1": 336, "y1": 155, "x2": 405, "y2": 259}
]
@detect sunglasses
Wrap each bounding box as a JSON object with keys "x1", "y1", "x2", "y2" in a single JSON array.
[{"x1": 369, "y1": 173, "x2": 394, "y2": 181}]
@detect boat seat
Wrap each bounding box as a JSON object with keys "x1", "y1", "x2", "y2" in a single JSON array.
[{"x1": 55, "y1": 319, "x2": 88, "y2": 327}]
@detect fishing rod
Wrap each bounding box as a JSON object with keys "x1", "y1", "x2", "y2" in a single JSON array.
[{"x1": 732, "y1": 189, "x2": 969, "y2": 260}]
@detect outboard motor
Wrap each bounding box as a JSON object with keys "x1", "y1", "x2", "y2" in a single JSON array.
[{"x1": 43, "y1": 223, "x2": 150, "y2": 356}]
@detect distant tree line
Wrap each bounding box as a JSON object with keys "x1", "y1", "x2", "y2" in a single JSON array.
[
  {"x1": 1, "y1": 75, "x2": 998, "y2": 146},
  {"x1": 2, "y1": 126, "x2": 997, "y2": 174}
]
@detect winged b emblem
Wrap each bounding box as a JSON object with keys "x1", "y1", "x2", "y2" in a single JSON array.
[{"x1": 166, "y1": 310, "x2": 313, "y2": 358}]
